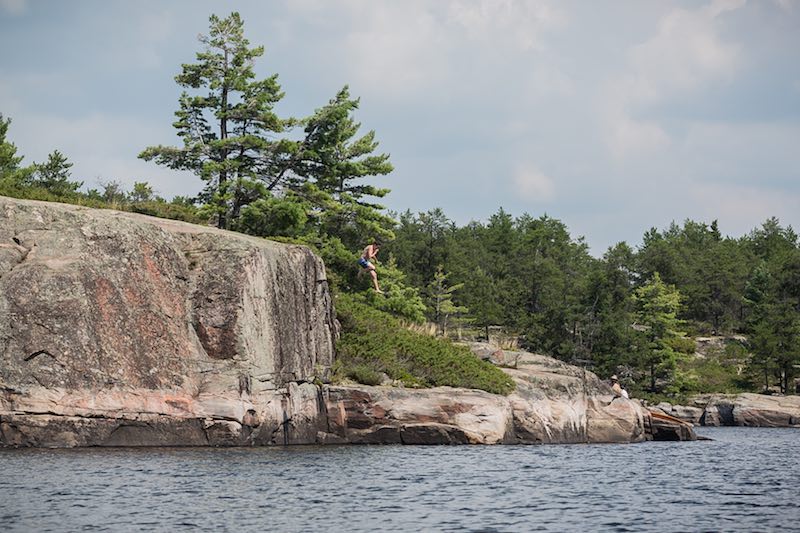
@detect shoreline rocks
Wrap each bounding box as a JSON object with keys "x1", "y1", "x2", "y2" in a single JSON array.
[
  {"x1": 0, "y1": 196, "x2": 692, "y2": 447},
  {"x1": 650, "y1": 394, "x2": 800, "y2": 428}
]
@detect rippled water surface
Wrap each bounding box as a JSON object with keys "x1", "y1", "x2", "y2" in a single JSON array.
[{"x1": 1, "y1": 427, "x2": 798, "y2": 532}]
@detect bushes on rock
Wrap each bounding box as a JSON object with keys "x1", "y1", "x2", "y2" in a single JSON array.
[{"x1": 334, "y1": 292, "x2": 515, "y2": 395}]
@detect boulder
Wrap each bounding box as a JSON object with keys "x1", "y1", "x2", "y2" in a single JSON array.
[
  {"x1": 648, "y1": 412, "x2": 697, "y2": 441},
  {"x1": 500, "y1": 350, "x2": 649, "y2": 443}
]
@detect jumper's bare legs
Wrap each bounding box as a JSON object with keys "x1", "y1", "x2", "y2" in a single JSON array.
[{"x1": 368, "y1": 266, "x2": 383, "y2": 293}]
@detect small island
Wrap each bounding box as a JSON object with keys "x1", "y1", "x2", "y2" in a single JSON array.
[{"x1": 1, "y1": 13, "x2": 798, "y2": 449}]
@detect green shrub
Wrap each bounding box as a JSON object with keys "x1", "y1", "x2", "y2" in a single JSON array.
[
  {"x1": 667, "y1": 336, "x2": 697, "y2": 355},
  {"x1": 334, "y1": 292, "x2": 515, "y2": 395},
  {"x1": 347, "y1": 365, "x2": 384, "y2": 386},
  {"x1": 235, "y1": 196, "x2": 309, "y2": 238},
  {"x1": 129, "y1": 201, "x2": 204, "y2": 223}
]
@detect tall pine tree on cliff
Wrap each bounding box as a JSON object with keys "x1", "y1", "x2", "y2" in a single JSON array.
[
  {"x1": 140, "y1": 12, "x2": 292, "y2": 229},
  {"x1": 298, "y1": 86, "x2": 395, "y2": 249}
]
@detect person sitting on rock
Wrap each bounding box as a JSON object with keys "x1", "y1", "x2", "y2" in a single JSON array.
[
  {"x1": 610, "y1": 375, "x2": 629, "y2": 399},
  {"x1": 358, "y1": 240, "x2": 383, "y2": 294}
]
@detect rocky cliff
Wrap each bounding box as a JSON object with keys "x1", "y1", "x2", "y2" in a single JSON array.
[
  {"x1": 1, "y1": 196, "x2": 672, "y2": 447},
  {"x1": 0, "y1": 196, "x2": 336, "y2": 446}
]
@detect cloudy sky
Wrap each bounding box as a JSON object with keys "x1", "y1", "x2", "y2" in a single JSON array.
[{"x1": 1, "y1": 0, "x2": 798, "y2": 254}]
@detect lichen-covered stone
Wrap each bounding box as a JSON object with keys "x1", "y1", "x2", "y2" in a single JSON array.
[{"x1": 0, "y1": 196, "x2": 336, "y2": 391}]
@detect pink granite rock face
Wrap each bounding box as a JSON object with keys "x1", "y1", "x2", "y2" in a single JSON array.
[
  {"x1": 321, "y1": 385, "x2": 514, "y2": 444},
  {"x1": 0, "y1": 196, "x2": 337, "y2": 446}
]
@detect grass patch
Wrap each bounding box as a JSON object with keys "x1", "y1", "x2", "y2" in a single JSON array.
[{"x1": 334, "y1": 292, "x2": 515, "y2": 395}]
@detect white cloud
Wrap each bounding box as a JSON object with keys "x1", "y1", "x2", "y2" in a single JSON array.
[
  {"x1": 285, "y1": 0, "x2": 567, "y2": 100},
  {"x1": 707, "y1": 0, "x2": 748, "y2": 17},
  {"x1": 605, "y1": 111, "x2": 672, "y2": 160},
  {"x1": 629, "y1": 3, "x2": 741, "y2": 95},
  {"x1": 0, "y1": 0, "x2": 27, "y2": 15},
  {"x1": 94, "y1": 9, "x2": 176, "y2": 70},
  {"x1": 134, "y1": 10, "x2": 175, "y2": 69},
  {"x1": 522, "y1": 60, "x2": 575, "y2": 99},
  {"x1": 602, "y1": 0, "x2": 746, "y2": 159},
  {"x1": 341, "y1": 5, "x2": 449, "y2": 97},
  {"x1": 513, "y1": 165, "x2": 555, "y2": 202},
  {"x1": 447, "y1": 0, "x2": 566, "y2": 52}
]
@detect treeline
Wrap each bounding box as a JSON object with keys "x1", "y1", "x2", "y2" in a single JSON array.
[{"x1": 387, "y1": 209, "x2": 800, "y2": 396}]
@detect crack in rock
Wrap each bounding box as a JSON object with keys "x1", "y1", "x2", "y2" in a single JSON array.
[{"x1": 23, "y1": 350, "x2": 56, "y2": 362}]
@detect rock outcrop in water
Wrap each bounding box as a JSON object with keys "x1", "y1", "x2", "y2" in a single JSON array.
[
  {"x1": 320, "y1": 348, "x2": 654, "y2": 445},
  {"x1": 0, "y1": 197, "x2": 687, "y2": 447},
  {"x1": 653, "y1": 394, "x2": 800, "y2": 428}
]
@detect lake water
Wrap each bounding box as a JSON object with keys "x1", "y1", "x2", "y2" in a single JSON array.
[{"x1": 1, "y1": 427, "x2": 798, "y2": 532}]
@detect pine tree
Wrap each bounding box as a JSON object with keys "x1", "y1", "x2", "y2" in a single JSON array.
[
  {"x1": 634, "y1": 273, "x2": 686, "y2": 391},
  {"x1": 128, "y1": 181, "x2": 155, "y2": 203},
  {"x1": 0, "y1": 114, "x2": 33, "y2": 188},
  {"x1": 301, "y1": 86, "x2": 393, "y2": 201},
  {"x1": 426, "y1": 266, "x2": 468, "y2": 336},
  {"x1": 298, "y1": 86, "x2": 395, "y2": 249},
  {"x1": 582, "y1": 242, "x2": 638, "y2": 374},
  {"x1": 31, "y1": 150, "x2": 82, "y2": 196},
  {"x1": 140, "y1": 12, "x2": 290, "y2": 229}
]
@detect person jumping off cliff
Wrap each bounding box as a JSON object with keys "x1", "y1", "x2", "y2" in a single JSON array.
[{"x1": 358, "y1": 240, "x2": 383, "y2": 294}]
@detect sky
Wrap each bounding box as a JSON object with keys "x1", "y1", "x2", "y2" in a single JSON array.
[{"x1": 1, "y1": 0, "x2": 799, "y2": 254}]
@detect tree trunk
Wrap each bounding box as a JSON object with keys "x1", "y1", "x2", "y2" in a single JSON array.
[
  {"x1": 782, "y1": 363, "x2": 789, "y2": 395},
  {"x1": 650, "y1": 362, "x2": 656, "y2": 392},
  {"x1": 218, "y1": 50, "x2": 230, "y2": 230}
]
